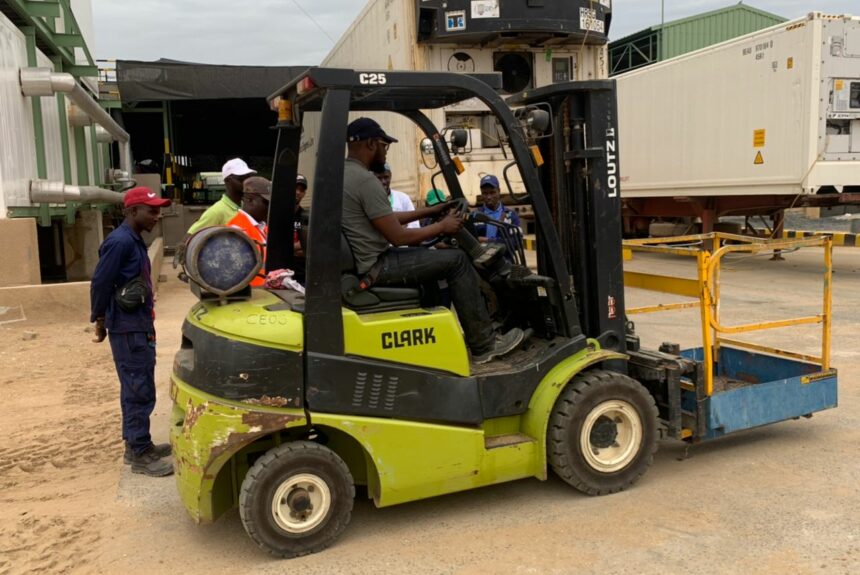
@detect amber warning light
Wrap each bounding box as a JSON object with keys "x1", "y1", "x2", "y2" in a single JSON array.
[{"x1": 297, "y1": 77, "x2": 316, "y2": 95}]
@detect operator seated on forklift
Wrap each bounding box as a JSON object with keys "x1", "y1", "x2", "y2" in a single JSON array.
[
  {"x1": 343, "y1": 118, "x2": 524, "y2": 364},
  {"x1": 227, "y1": 176, "x2": 271, "y2": 287}
]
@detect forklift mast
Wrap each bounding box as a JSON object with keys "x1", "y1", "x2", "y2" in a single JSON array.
[{"x1": 510, "y1": 82, "x2": 628, "y2": 354}]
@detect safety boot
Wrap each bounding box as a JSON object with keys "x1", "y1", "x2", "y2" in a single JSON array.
[
  {"x1": 130, "y1": 449, "x2": 174, "y2": 477},
  {"x1": 124, "y1": 442, "x2": 171, "y2": 464}
]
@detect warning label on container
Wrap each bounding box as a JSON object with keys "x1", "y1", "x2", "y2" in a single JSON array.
[
  {"x1": 753, "y1": 129, "x2": 766, "y2": 148},
  {"x1": 754, "y1": 151, "x2": 764, "y2": 165},
  {"x1": 471, "y1": 0, "x2": 499, "y2": 19},
  {"x1": 579, "y1": 8, "x2": 605, "y2": 34},
  {"x1": 446, "y1": 10, "x2": 466, "y2": 32}
]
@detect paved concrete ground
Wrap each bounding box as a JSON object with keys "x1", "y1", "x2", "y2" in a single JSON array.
[{"x1": 2, "y1": 246, "x2": 858, "y2": 574}]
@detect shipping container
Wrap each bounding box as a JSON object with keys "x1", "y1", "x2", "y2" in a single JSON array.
[
  {"x1": 616, "y1": 13, "x2": 860, "y2": 204},
  {"x1": 297, "y1": 0, "x2": 613, "y2": 205}
]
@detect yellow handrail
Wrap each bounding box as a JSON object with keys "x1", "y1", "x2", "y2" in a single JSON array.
[{"x1": 624, "y1": 233, "x2": 834, "y2": 396}]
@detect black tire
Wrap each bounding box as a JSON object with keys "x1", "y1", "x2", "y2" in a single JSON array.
[
  {"x1": 239, "y1": 441, "x2": 354, "y2": 558},
  {"x1": 548, "y1": 369, "x2": 658, "y2": 495}
]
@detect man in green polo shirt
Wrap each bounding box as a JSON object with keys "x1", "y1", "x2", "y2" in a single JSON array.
[{"x1": 187, "y1": 158, "x2": 256, "y2": 235}]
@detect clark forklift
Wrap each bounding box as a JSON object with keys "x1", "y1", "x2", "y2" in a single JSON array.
[{"x1": 171, "y1": 68, "x2": 838, "y2": 558}]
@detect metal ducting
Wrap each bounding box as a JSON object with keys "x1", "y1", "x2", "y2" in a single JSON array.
[
  {"x1": 30, "y1": 179, "x2": 125, "y2": 205},
  {"x1": 19, "y1": 67, "x2": 133, "y2": 174},
  {"x1": 95, "y1": 125, "x2": 115, "y2": 144},
  {"x1": 67, "y1": 103, "x2": 93, "y2": 127}
]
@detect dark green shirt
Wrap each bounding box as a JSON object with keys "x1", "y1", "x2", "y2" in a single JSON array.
[{"x1": 342, "y1": 158, "x2": 394, "y2": 274}]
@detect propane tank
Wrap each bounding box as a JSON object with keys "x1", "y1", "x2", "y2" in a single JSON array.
[{"x1": 183, "y1": 226, "x2": 262, "y2": 299}]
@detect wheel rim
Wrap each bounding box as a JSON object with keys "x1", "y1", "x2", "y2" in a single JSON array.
[
  {"x1": 579, "y1": 400, "x2": 643, "y2": 473},
  {"x1": 271, "y1": 473, "x2": 332, "y2": 534}
]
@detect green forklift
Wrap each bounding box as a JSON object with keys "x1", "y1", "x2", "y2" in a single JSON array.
[{"x1": 170, "y1": 68, "x2": 838, "y2": 558}]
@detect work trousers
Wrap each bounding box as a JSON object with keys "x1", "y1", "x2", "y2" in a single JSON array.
[
  {"x1": 108, "y1": 331, "x2": 157, "y2": 456},
  {"x1": 375, "y1": 247, "x2": 495, "y2": 353}
]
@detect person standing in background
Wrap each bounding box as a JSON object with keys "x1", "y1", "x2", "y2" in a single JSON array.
[
  {"x1": 186, "y1": 158, "x2": 256, "y2": 235},
  {"x1": 373, "y1": 163, "x2": 420, "y2": 229},
  {"x1": 90, "y1": 187, "x2": 173, "y2": 477}
]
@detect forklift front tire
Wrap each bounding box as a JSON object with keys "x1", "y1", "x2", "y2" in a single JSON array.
[
  {"x1": 239, "y1": 441, "x2": 355, "y2": 558},
  {"x1": 548, "y1": 370, "x2": 658, "y2": 496}
]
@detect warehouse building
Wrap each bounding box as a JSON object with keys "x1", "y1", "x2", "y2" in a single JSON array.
[{"x1": 609, "y1": 3, "x2": 786, "y2": 75}]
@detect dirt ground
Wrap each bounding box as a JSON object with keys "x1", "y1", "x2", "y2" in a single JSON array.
[{"x1": 1, "y1": 247, "x2": 859, "y2": 575}]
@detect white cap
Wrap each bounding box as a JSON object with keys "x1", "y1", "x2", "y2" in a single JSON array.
[{"x1": 221, "y1": 158, "x2": 256, "y2": 181}]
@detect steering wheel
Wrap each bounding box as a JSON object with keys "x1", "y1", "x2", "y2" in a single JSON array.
[
  {"x1": 421, "y1": 198, "x2": 469, "y2": 248},
  {"x1": 422, "y1": 198, "x2": 503, "y2": 271}
]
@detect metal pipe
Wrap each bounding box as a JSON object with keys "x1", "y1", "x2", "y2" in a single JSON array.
[
  {"x1": 67, "y1": 103, "x2": 93, "y2": 127},
  {"x1": 30, "y1": 179, "x2": 125, "y2": 204},
  {"x1": 95, "y1": 125, "x2": 115, "y2": 144},
  {"x1": 20, "y1": 67, "x2": 132, "y2": 173}
]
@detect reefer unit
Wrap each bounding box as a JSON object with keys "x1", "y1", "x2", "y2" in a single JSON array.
[
  {"x1": 297, "y1": 0, "x2": 613, "y2": 204},
  {"x1": 616, "y1": 13, "x2": 860, "y2": 201}
]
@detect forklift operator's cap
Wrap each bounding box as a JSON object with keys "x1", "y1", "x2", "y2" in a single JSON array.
[
  {"x1": 347, "y1": 118, "x2": 398, "y2": 144},
  {"x1": 124, "y1": 186, "x2": 171, "y2": 209},
  {"x1": 480, "y1": 175, "x2": 500, "y2": 189},
  {"x1": 221, "y1": 158, "x2": 256, "y2": 181}
]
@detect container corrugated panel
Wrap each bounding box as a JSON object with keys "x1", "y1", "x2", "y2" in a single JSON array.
[
  {"x1": 37, "y1": 51, "x2": 66, "y2": 184},
  {"x1": 663, "y1": 6, "x2": 786, "y2": 60},
  {"x1": 617, "y1": 14, "x2": 860, "y2": 199},
  {"x1": 299, "y1": 0, "x2": 424, "y2": 203}
]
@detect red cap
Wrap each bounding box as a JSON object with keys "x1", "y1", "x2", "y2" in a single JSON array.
[{"x1": 124, "y1": 186, "x2": 171, "y2": 208}]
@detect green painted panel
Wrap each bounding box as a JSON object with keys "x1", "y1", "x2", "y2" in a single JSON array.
[{"x1": 73, "y1": 127, "x2": 89, "y2": 186}]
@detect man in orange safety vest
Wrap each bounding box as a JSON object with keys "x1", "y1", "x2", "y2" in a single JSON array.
[{"x1": 227, "y1": 176, "x2": 271, "y2": 287}]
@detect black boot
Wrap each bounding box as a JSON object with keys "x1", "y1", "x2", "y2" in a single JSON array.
[
  {"x1": 130, "y1": 448, "x2": 174, "y2": 477},
  {"x1": 124, "y1": 442, "x2": 171, "y2": 464}
]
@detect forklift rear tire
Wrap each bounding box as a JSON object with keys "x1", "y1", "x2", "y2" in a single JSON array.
[
  {"x1": 239, "y1": 441, "x2": 355, "y2": 558},
  {"x1": 548, "y1": 369, "x2": 658, "y2": 495}
]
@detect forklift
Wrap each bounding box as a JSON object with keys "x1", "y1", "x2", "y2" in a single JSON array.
[{"x1": 171, "y1": 68, "x2": 838, "y2": 558}]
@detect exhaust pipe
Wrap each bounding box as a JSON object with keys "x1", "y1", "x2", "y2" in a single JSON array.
[
  {"x1": 30, "y1": 179, "x2": 125, "y2": 205},
  {"x1": 20, "y1": 68, "x2": 133, "y2": 175}
]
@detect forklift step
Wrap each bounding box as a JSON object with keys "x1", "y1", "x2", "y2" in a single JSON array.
[{"x1": 484, "y1": 433, "x2": 535, "y2": 450}]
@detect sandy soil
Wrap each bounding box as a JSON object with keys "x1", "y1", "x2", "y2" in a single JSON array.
[{"x1": 1, "y1": 248, "x2": 859, "y2": 574}]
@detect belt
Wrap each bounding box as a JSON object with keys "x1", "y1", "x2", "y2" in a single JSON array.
[{"x1": 359, "y1": 252, "x2": 388, "y2": 290}]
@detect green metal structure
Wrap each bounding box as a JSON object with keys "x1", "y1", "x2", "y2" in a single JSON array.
[
  {"x1": 1, "y1": 0, "x2": 111, "y2": 226},
  {"x1": 609, "y1": 3, "x2": 786, "y2": 76}
]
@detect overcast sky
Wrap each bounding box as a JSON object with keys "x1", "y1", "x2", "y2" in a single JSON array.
[{"x1": 92, "y1": 0, "x2": 857, "y2": 66}]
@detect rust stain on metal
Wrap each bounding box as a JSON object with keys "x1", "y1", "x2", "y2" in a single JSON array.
[
  {"x1": 182, "y1": 398, "x2": 207, "y2": 439},
  {"x1": 242, "y1": 395, "x2": 292, "y2": 407},
  {"x1": 205, "y1": 412, "x2": 304, "y2": 468},
  {"x1": 177, "y1": 454, "x2": 203, "y2": 475},
  {"x1": 241, "y1": 411, "x2": 302, "y2": 428}
]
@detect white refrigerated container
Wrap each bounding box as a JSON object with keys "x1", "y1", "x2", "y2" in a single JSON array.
[
  {"x1": 297, "y1": 0, "x2": 611, "y2": 205},
  {"x1": 616, "y1": 13, "x2": 860, "y2": 199}
]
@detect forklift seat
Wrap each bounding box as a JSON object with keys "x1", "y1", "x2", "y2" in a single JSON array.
[{"x1": 340, "y1": 235, "x2": 421, "y2": 312}]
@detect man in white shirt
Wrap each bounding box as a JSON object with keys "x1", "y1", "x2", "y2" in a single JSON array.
[{"x1": 373, "y1": 163, "x2": 419, "y2": 229}]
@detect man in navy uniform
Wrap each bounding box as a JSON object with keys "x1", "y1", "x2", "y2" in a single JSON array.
[
  {"x1": 474, "y1": 174, "x2": 521, "y2": 243},
  {"x1": 90, "y1": 187, "x2": 173, "y2": 477}
]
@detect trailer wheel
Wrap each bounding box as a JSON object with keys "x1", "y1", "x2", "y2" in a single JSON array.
[
  {"x1": 548, "y1": 370, "x2": 658, "y2": 495},
  {"x1": 239, "y1": 441, "x2": 354, "y2": 558}
]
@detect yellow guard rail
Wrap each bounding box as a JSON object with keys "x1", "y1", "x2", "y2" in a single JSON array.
[{"x1": 623, "y1": 233, "x2": 833, "y2": 396}]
